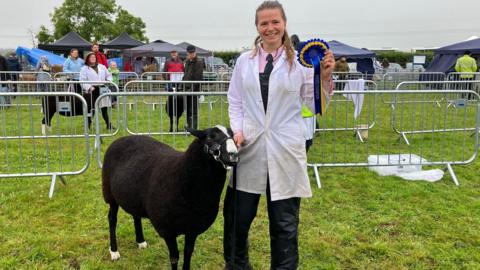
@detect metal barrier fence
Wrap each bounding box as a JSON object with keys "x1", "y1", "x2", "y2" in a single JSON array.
[
  {"x1": 53, "y1": 72, "x2": 138, "y2": 91},
  {"x1": 94, "y1": 91, "x2": 230, "y2": 168},
  {"x1": 140, "y1": 71, "x2": 220, "y2": 81},
  {"x1": 0, "y1": 90, "x2": 90, "y2": 198},
  {"x1": 2, "y1": 81, "x2": 479, "y2": 195},
  {"x1": 124, "y1": 80, "x2": 229, "y2": 110},
  {"x1": 318, "y1": 80, "x2": 377, "y2": 142},
  {"x1": 390, "y1": 81, "x2": 480, "y2": 145},
  {"x1": 1, "y1": 80, "x2": 121, "y2": 137},
  {"x1": 332, "y1": 72, "x2": 365, "y2": 80},
  {"x1": 382, "y1": 72, "x2": 446, "y2": 90},
  {"x1": 447, "y1": 72, "x2": 480, "y2": 82},
  {"x1": 309, "y1": 89, "x2": 479, "y2": 188},
  {"x1": 0, "y1": 71, "x2": 52, "y2": 92}
]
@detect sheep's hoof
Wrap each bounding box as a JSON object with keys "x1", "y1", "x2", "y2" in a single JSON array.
[
  {"x1": 109, "y1": 248, "x2": 121, "y2": 261},
  {"x1": 138, "y1": 241, "x2": 148, "y2": 249}
]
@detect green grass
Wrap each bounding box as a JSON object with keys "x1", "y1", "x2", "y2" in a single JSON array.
[{"x1": 1, "y1": 92, "x2": 480, "y2": 269}]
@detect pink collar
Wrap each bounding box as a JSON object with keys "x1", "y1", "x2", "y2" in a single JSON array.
[{"x1": 258, "y1": 45, "x2": 284, "y2": 73}]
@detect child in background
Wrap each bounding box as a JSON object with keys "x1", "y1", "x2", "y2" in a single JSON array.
[{"x1": 108, "y1": 61, "x2": 120, "y2": 105}]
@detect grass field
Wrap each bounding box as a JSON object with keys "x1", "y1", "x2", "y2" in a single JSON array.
[{"x1": 1, "y1": 90, "x2": 480, "y2": 269}]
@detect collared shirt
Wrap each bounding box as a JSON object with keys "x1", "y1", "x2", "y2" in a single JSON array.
[{"x1": 258, "y1": 45, "x2": 284, "y2": 73}]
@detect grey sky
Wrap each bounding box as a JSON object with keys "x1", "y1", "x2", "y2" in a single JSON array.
[{"x1": 0, "y1": 0, "x2": 478, "y2": 51}]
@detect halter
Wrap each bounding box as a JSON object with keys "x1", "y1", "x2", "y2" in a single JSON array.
[{"x1": 203, "y1": 136, "x2": 234, "y2": 169}]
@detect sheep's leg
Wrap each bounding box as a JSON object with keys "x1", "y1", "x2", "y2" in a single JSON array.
[
  {"x1": 108, "y1": 204, "x2": 121, "y2": 261},
  {"x1": 165, "y1": 237, "x2": 179, "y2": 270},
  {"x1": 182, "y1": 234, "x2": 197, "y2": 270},
  {"x1": 133, "y1": 217, "x2": 147, "y2": 248}
]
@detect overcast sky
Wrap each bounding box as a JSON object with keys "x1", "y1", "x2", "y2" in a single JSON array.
[{"x1": 0, "y1": 0, "x2": 479, "y2": 51}]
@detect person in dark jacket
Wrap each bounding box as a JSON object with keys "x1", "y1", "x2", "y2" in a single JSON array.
[
  {"x1": 0, "y1": 55, "x2": 9, "y2": 87},
  {"x1": 6, "y1": 53, "x2": 22, "y2": 91},
  {"x1": 0, "y1": 55, "x2": 8, "y2": 79},
  {"x1": 182, "y1": 45, "x2": 204, "y2": 129}
]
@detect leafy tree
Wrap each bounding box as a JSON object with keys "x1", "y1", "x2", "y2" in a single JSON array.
[{"x1": 36, "y1": 0, "x2": 148, "y2": 44}]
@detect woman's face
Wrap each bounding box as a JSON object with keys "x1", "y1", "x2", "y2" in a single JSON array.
[
  {"x1": 256, "y1": 8, "x2": 285, "y2": 49},
  {"x1": 71, "y1": 50, "x2": 78, "y2": 58},
  {"x1": 87, "y1": 54, "x2": 97, "y2": 65}
]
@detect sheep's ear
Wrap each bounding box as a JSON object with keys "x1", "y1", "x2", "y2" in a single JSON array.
[{"x1": 187, "y1": 128, "x2": 206, "y2": 139}]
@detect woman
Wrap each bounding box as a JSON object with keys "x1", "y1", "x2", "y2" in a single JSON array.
[
  {"x1": 79, "y1": 52, "x2": 114, "y2": 130},
  {"x1": 224, "y1": 1, "x2": 334, "y2": 269},
  {"x1": 35, "y1": 56, "x2": 51, "y2": 92},
  {"x1": 63, "y1": 48, "x2": 84, "y2": 80},
  {"x1": 108, "y1": 61, "x2": 120, "y2": 105}
]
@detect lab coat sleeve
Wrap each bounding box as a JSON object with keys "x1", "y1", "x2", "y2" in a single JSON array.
[
  {"x1": 300, "y1": 67, "x2": 315, "y2": 113},
  {"x1": 228, "y1": 56, "x2": 244, "y2": 134},
  {"x1": 80, "y1": 67, "x2": 92, "y2": 92}
]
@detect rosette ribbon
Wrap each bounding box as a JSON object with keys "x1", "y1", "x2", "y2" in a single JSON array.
[{"x1": 297, "y1": 39, "x2": 330, "y2": 115}]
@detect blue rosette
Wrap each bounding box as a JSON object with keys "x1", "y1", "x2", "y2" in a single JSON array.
[{"x1": 297, "y1": 39, "x2": 330, "y2": 115}]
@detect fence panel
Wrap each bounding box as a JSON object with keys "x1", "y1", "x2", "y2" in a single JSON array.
[
  {"x1": 317, "y1": 80, "x2": 377, "y2": 140},
  {"x1": 308, "y1": 89, "x2": 479, "y2": 187},
  {"x1": 382, "y1": 72, "x2": 446, "y2": 90},
  {"x1": 0, "y1": 88, "x2": 90, "y2": 198},
  {"x1": 94, "y1": 90, "x2": 230, "y2": 168}
]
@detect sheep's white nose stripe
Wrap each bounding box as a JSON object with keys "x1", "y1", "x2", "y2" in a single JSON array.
[
  {"x1": 226, "y1": 139, "x2": 238, "y2": 154},
  {"x1": 215, "y1": 125, "x2": 230, "y2": 138}
]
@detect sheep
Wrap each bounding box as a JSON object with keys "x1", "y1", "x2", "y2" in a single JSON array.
[
  {"x1": 165, "y1": 95, "x2": 184, "y2": 132},
  {"x1": 102, "y1": 125, "x2": 238, "y2": 270}
]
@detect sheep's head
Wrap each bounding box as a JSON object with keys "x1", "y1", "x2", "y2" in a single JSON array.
[{"x1": 187, "y1": 125, "x2": 239, "y2": 168}]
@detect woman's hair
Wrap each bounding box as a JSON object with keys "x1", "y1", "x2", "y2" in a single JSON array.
[
  {"x1": 251, "y1": 1, "x2": 295, "y2": 69},
  {"x1": 85, "y1": 52, "x2": 97, "y2": 65}
]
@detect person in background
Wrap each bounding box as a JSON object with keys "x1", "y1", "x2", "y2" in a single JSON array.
[
  {"x1": 63, "y1": 48, "x2": 84, "y2": 80},
  {"x1": 455, "y1": 51, "x2": 478, "y2": 99},
  {"x1": 334, "y1": 55, "x2": 349, "y2": 89},
  {"x1": 183, "y1": 45, "x2": 204, "y2": 129},
  {"x1": 35, "y1": 56, "x2": 51, "y2": 92},
  {"x1": 455, "y1": 51, "x2": 478, "y2": 78},
  {"x1": 163, "y1": 49, "x2": 184, "y2": 91},
  {"x1": 0, "y1": 55, "x2": 9, "y2": 81},
  {"x1": 92, "y1": 43, "x2": 108, "y2": 67},
  {"x1": 133, "y1": 57, "x2": 145, "y2": 75},
  {"x1": 108, "y1": 61, "x2": 120, "y2": 105},
  {"x1": 0, "y1": 55, "x2": 9, "y2": 93},
  {"x1": 6, "y1": 52, "x2": 22, "y2": 91},
  {"x1": 302, "y1": 105, "x2": 316, "y2": 152},
  {"x1": 381, "y1": 58, "x2": 390, "y2": 72},
  {"x1": 80, "y1": 52, "x2": 114, "y2": 130}
]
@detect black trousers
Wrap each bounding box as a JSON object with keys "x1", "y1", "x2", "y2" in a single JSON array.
[
  {"x1": 186, "y1": 96, "x2": 198, "y2": 129},
  {"x1": 223, "y1": 184, "x2": 301, "y2": 270}
]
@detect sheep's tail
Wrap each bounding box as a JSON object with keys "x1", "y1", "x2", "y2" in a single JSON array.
[{"x1": 102, "y1": 168, "x2": 115, "y2": 204}]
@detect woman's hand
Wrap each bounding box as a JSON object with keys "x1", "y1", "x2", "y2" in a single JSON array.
[
  {"x1": 321, "y1": 49, "x2": 335, "y2": 81},
  {"x1": 233, "y1": 132, "x2": 244, "y2": 148}
]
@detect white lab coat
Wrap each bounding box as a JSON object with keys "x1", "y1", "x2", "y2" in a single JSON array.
[
  {"x1": 79, "y1": 64, "x2": 112, "y2": 92},
  {"x1": 228, "y1": 49, "x2": 314, "y2": 201}
]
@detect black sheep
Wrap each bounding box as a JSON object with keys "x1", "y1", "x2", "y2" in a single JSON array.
[
  {"x1": 102, "y1": 125, "x2": 238, "y2": 270},
  {"x1": 165, "y1": 95, "x2": 184, "y2": 132}
]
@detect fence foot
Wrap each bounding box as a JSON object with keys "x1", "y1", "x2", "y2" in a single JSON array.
[
  {"x1": 313, "y1": 165, "x2": 322, "y2": 189},
  {"x1": 59, "y1": 175, "x2": 67, "y2": 186},
  {"x1": 446, "y1": 163, "x2": 460, "y2": 186},
  {"x1": 400, "y1": 132, "x2": 410, "y2": 145},
  {"x1": 355, "y1": 130, "x2": 365, "y2": 143},
  {"x1": 49, "y1": 174, "x2": 57, "y2": 199}
]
